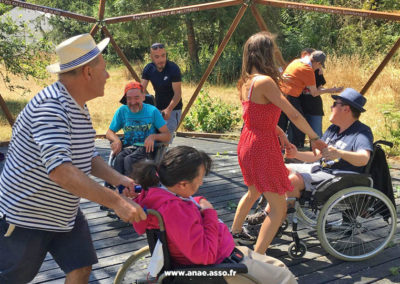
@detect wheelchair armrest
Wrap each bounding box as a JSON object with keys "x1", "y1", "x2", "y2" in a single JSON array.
[{"x1": 172, "y1": 262, "x2": 248, "y2": 274}]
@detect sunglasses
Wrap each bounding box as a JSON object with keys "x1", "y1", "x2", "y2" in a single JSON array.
[
  {"x1": 151, "y1": 43, "x2": 165, "y2": 50},
  {"x1": 332, "y1": 101, "x2": 347, "y2": 108}
]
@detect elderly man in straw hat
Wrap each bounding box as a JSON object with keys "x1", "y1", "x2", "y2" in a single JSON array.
[{"x1": 0, "y1": 34, "x2": 147, "y2": 283}]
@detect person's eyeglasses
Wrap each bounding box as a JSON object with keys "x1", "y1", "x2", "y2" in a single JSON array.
[
  {"x1": 151, "y1": 43, "x2": 165, "y2": 50},
  {"x1": 332, "y1": 101, "x2": 347, "y2": 108}
]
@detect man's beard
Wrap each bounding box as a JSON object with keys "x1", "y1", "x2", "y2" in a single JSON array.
[{"x1": 129, "y1": 103, "x2": 142, "y2": 112}]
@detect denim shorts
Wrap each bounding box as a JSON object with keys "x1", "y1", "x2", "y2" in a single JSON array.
[{"x1": 0, "y1": 209, "x2": 97, "y2": 283}]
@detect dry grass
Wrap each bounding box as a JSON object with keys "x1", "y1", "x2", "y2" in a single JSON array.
[{"x1": 0, "y1": 56, "x2": 399, "y2": 144}]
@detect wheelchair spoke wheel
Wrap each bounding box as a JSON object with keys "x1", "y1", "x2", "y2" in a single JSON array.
[
  {"x1": 296, "y1": 203, "x2": 319, "y2": 227},
  {"x1": 114, "y1": 246, "x2": 155, "y2": 284},
  {"x1": 317, "y1": 187, "x2": 397, "y2": 261}
]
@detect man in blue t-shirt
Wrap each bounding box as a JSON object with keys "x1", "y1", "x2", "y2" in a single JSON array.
[
  {"x1": 106, "y1": 81, "x2": 171, "y2": 175},
  {"x1": 285, "y1": 88, "x2": 373, "y2": 198},
  {"x1": 141, "y1": 43, "x2": 182, "y2": 136}
]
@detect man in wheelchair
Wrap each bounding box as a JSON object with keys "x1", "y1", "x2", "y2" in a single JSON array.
[
  {"x1": 247, "y1": 88, "x2": 373, "y2": 225},
  {"x1": 106, "y1": 81, "x2": 171, "y2": 176},
  {"x1": 285, "y1": 88, "x2": 373, "y2": 201}
]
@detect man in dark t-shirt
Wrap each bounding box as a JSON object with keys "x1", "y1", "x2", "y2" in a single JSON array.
[
  {"x1": 141, "y1": 43, "x2": 183, "y2": 137},
  {"x1": 285, "y1": 88, "x2": 373, "y2": 198}
]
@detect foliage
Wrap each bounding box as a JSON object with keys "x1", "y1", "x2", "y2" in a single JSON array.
[
  {"x1": 183, "y1": 89, "x2": 240, "y2": 133},
  {"x1": 0, "y1": 10, "x2": 51, "y2": 93},
  {"x1": 389, "y1": 266, "x2": 400, "y2": 276},
  {"x1": 381, "y1": 104, "x2": 400, "y2": 155},
  {"x1": 29, "y1": 0, "x2": 400, "y2": 85}
]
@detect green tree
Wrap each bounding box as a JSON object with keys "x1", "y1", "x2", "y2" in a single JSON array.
[{"x1": 0, "y1": 3, "x2": 51, "y2": 93}]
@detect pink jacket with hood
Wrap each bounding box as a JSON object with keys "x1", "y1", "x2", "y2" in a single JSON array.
[{"x1": 132, "y1": 187, "x2": 235, "y2": 265}]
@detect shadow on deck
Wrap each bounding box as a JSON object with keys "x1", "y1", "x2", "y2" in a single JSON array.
[{"x1": 1, "y1": 137, "x2": 399, "y2": 283}]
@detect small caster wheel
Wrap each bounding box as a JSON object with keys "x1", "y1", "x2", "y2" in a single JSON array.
[
  {"x1": 288, "y1": 241, "x2": 307, "y2": 259},
  {"x1": 281, "y1": 219, "x2": 289, "y2": 231}
]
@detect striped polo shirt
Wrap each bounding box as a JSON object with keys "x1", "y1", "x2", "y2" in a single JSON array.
[{"x1": 0, "y1": 81, "x2": 98, "y2": 232}]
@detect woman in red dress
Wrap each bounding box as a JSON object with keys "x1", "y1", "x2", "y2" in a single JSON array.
[{"x1": 231, "y1": 32, "x2": 326, "y2": 255}]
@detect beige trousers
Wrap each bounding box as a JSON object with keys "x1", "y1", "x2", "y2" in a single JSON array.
[{"x1": 224, "y1": 246, "x2": 297, "y2": 284}]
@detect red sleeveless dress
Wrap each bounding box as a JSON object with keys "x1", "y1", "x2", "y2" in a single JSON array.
[{"x1": 237, "y1": 77, "x2": 293, "y2": 195}]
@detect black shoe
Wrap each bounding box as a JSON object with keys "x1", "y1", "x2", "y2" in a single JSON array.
[
  {"x1": 245, "y1": 223, "x2": 261, "y2": 238},
  {"x1": 245, "y1": 211, "x2": 267, "y2": 225},
  {"x1": 232, "y1": 227, "x2": 257, "y2": 245}
]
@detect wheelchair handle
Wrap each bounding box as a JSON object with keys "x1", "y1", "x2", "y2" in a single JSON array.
[
  {"x1": 145, "y1": 208, "x2": 166, "y2": 232},
  {"x1": 117, "y1": 184, "x2": 142, "y2": 194},
  {"x1": 374, "y1": 140, "x2": 393, "y2": 148}
]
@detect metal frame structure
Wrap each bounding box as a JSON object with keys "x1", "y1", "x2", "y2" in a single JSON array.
[{"x1": 1, "y1": 0, "x2": 399, "y2": 130}]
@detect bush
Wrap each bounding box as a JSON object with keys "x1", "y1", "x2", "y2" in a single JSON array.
[
  {"x1": 183, "y1": 89, "x2": 241, "y2": 133},
  {"x1": 381, "y1": 104, "x2": 400, "y2": 155}
]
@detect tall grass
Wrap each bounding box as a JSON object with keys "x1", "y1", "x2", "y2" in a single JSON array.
[{"x1": 0, "y1": 55, "x2": 399, "y2": 150}]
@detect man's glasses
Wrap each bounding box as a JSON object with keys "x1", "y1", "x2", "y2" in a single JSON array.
[
  {"x1": 151, "y1": 43, "x2": 165, "y2": 50},
  {"x1": 332, "y1": 101, "x2": 347, "y2": 108}
]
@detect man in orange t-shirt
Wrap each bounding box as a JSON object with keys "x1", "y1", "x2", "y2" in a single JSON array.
[{"x1": 278, "y1": 51, "x2": 341, "y2": 147}]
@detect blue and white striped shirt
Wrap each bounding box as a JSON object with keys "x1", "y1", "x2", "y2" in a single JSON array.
[{"x1": 0, "y1": 81, "x2": 98, "y2": 232}]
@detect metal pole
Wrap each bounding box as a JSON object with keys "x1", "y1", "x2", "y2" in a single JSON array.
[
  {"x1": 101, "y1": 26, "x2": 141, "y2": 82},
  {"x1": 178, "y1": 3, "x2": 248, "y2": 129},
  {"x1": 250, "y1": 5, "x2": 286, "y2": 68},
  {"x1": 255, "y1": 0, "x2": 400, "y2": 21},
  {"x1": 0, "y1": 94, "x2": 14, "y2": 126},
  {"x1": 360, "y1": 36, "x2": 400, "y2": 95},
  {"x1": 90, "y1": 0, "x2": 106, "y2": 35},
  {"x1": 90, "y1": 23, "x2": 99, "y2": 36},
  {"x1": 0, "y1": 0, "x2": 97, "y2": 23},
  {"x1": 104, "y1": 0, "x2": 243, "y2": 24}
]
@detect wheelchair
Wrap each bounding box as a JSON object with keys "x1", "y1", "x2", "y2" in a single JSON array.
[
  {"x1": 114, "y1": 209, "x2": 259, "y2": 284},
  {"x1": 246, "y1": 140, "x2": 397, "y2": 261}
]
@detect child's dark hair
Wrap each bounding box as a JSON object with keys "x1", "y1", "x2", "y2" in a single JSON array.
[{"x1": 131, "y1": 146, "x2": 212, "y2": 190}]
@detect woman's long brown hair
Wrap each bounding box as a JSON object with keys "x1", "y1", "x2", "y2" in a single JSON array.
[{"x1": 237, "y1": 32, "x2": 282, "y2": 96}]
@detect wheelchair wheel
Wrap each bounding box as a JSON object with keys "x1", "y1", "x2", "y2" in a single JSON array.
[
  {"x1": 317, "y1": 186, "x2": 397, "y2": 261},
  {"x1": 296, "y1": 203, "x2": 319, "y2": 227},
  {"x1": 114, "y1": 246, "x2": 155, "y2": 284},
  {"x1": 288, "y1": 241, "x2": 307, "y2": 259}
]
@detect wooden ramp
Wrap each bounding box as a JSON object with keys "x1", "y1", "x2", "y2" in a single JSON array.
[{"x1": 13, "y1": 137, "x2": 399, "y2": 283}]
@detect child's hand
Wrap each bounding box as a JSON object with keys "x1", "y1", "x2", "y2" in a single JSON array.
[{"x1": 199, "y1": 198, "x2": 214, "y2": 210}]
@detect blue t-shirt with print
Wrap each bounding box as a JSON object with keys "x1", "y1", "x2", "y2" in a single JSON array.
[
  {"x1": 142, "y1": 60, "x2": 182, "y2": 111},
  {"x1": 321, "y1": 120, "x2": 373, "y2": 173},
  {"x1": 109, "y1": 103, "x2": 166, "y2": 146}
]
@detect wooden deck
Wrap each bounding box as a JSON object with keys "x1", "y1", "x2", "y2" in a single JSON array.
[{"x1": 1, "y1": 136, "x2": 400, "y2": 283}]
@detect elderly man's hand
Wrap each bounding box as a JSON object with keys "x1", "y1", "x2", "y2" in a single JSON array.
[
  {"x1": 114, "y1": 196, "x2": 147, "y2": 223},
  {"x1": 118, "y1": 175, "x2": 141, "y2": 198},
  {"x1": 144, "y1": 135, "x2": 155, "y2": 153},
  {"x1": 111, "y1": 140, "x2": 123, "y2": 155}
]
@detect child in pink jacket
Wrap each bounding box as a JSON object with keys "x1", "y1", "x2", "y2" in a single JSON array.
[{"x1": 131, "y1": 146, "x2": 297, "y2": 284}]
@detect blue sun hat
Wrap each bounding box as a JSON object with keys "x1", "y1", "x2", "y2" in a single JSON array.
[{"x1": 332, "y1": 88, "x2": 366, "y2": 112}]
